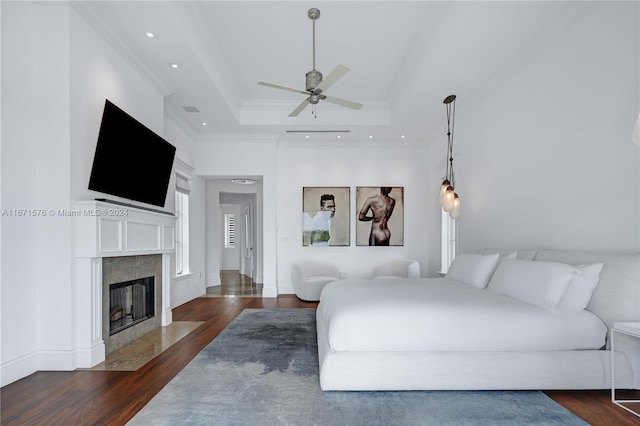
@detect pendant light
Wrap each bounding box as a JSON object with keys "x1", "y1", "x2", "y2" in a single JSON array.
[
  {"x1": 450, "y1": 193, "x2": 461, "y2": 219},
  {"x1": 442, "y1": 185, "x2": 456, "y2": 212},
  {"x1": 438, "y1": 179, "x2": 451, "y2": 206},
  {"x1": 439, "y1": 95, "x2": 461, "y2": 219}
]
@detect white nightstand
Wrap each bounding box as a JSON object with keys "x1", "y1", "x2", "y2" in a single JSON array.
[{"x1": 611, "y1": 322, "x2": 640, "y2": 418}]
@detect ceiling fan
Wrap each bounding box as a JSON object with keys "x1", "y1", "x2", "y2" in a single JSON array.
[{"x1": 257, "y1": 8, "x2": 363, "y2": 117}]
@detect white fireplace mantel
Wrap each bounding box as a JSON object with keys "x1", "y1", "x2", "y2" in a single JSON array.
[{"x1": 73, "y1": 200, "x2": 176, "y2": 368}]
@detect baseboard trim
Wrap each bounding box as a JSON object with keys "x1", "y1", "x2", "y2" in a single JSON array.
[
  {"x1": 172, "y1": 286, "x2": 206, "y2": 308},
  {"x1": 1, "y1": 350, "x2": 38, "y2": 387},
  {"x1": 205, "y1": 277, "x2": 221, "y2": 287}
]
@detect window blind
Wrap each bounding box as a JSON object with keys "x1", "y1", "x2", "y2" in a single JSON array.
[{"x1": 176, "y1": 174, "x2": 191, "y2": 194}]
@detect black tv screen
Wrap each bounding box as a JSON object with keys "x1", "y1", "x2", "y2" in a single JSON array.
[{"x1": 88, "y1": 99, "x2": 176, "y2": 208}]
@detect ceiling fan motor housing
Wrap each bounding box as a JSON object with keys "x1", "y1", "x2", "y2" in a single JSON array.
[{"x1": 306, "y1": 70, "x2": 323, "y2": 92}]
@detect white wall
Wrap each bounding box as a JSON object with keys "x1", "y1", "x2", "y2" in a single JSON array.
[
  {"x1": 276, "y1": 142, "x2": 430, "y2": 293},
  {"x1": 36, "y1": 1, "x2": 74, "y2": 372},
  {"x1": 2, "y1": 1, "x2": 78, "y2": 384},
  {"x1": 1, "y1": 1, "x2": 42, "y2": 385},
  {"x1": 164, "y1": 117, "x2": 207, "y2": 308},
  {"x1": 426, "y1": 1, "x2": 639, "y2": 268}
]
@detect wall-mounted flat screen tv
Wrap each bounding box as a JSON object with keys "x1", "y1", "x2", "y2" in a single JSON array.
[{"x1": 88, "y1": 99, "x2": 176, "y2": 208}]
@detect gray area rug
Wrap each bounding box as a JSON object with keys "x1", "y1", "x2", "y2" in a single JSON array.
[{"x1": 129, "y1": 308, "x2": 587, "y2": 426}]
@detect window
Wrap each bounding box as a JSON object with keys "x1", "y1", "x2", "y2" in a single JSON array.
[
  {"x1": 440, "y1": 208, "x2": 457, "y2": 273},
  {"x1": 175, "y1": 174, "x2": 190, "y2": 275},
  {"x1": 224, "y1": 213, "x2": 236, "y2": 248}
]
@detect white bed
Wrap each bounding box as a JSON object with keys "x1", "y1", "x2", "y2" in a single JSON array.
[{"x1": 316, "y1": 249, "x2": 640, "y2": 391}]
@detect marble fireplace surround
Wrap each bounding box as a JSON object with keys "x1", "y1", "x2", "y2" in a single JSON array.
[
  {"x1": 73, "y1": 200, "x2": 175, "y2": 368},
  {"x1": 103, "y1": 255, "x2": 162, "y2": 356}
]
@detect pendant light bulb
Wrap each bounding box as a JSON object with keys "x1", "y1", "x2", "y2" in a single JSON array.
[
  {"x1": 442, "y1": 186, "x2": 456, "y2": 212},
  {"x1": 450, "y1": 193, "x2": 461, "y2": 220},
  {"x1": 439, "y1": 179, "x2": 451, "y2": 206}
]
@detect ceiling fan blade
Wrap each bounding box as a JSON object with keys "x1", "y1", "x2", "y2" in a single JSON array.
[
  {"x1": 323, "y1": 95, "x2": 363, "y2": 110},
  {"x1": 258, "y1": 81, "x2": 308, "y2": 95},
  {"x1": 315, "y1": 64, "x2": 350, "y2": 92},
  {"x1": 289, "y1": 98, "x2": 311, "y2": 117}
]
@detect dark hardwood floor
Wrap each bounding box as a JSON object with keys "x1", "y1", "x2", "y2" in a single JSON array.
[
  {"x1": 205, "y1": 270, "x2": 262, "y2": 296},
  {"x1": 1, "y1": 295, "x2": 639, "y2": 425}
]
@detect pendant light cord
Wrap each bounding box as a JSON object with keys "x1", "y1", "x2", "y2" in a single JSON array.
[{"x1": 445, "y1": 98, "x2": 456, "y2": 187}]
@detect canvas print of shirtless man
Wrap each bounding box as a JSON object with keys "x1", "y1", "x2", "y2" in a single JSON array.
[{"x1": 356, "y1": 187, "x2": 404, "y2": 246}]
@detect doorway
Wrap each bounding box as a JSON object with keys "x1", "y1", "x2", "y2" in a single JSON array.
[{"x1": 205, "y1": 184, "x2": 262, "y2": 297}]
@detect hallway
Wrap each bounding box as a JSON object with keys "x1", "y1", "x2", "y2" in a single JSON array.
[{"x1": 205, "y1": 270, "x2": 262, "y2": 297}]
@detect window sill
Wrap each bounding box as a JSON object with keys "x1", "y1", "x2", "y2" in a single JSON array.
[{"x1": 173, "y1": 272, "x2": 194, "y2": 280}]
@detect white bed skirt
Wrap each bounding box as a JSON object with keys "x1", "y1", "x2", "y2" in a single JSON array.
[{"x1": 317, "y1": 309, "x2": 635, "y2": 391}]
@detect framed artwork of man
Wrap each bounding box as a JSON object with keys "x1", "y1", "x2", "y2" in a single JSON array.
[
  {"x1": 356, "y1": 186, "x2": 404, "y2": 246},
  {"x1": 302, "y1": 187, "x2": 350, "y2": 246}
]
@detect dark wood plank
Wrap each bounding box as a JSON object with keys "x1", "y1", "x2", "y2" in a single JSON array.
[
  {"x1": 1, "y1": 296, "x2": 637, "y2": 425},
  {"x1": 546, "y1": 389, "x2": 640, "y2": 426}
]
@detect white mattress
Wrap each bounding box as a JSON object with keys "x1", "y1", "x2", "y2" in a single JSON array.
[{"x1": 318, "y1": 278, "x2": 607, "y2": 352}]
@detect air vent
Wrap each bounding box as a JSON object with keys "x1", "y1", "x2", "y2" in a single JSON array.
[
  {"x1": 286, "y1": 130, "x2": 350, "y2": 133},
  {"x1": 183, "y1": 106, "x2": 200, "y2": 113}
]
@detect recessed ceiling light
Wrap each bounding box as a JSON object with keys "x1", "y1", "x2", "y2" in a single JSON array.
[
  {"x1": 337, "y1": 135, "x2": 341, "y2": 139},
  {"x1": 401, "y1": 135, "x2": 406, "y2": 139},
  {"x1": 169, "y1": 63, "x2": 179, "y2": 69},
  {"x1": 369, "y1": 135, "x2": 374, "y2": 139},
  {"x1": 202, "y1": 122, "x2": 208, "y2": 126},
  {"x1": 305, "y1": 135, "x2": 310, "y2": 139},
  {"x1": 146, "y1": 32, "x2": 155, "y2": 38}
]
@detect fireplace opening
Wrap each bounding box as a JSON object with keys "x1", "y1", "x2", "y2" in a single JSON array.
[{"x1": 109, "y1": 276, "x2": 155, "y2": 335}]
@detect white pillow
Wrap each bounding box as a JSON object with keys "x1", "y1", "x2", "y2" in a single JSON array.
[
  {"x1": 446, "y1": 253, "x2": 500, "y2": 289},
  {"x1": 487, "y1": 259, "x2": 576, "y2": 310},
  {"x1": 556, "y1": 263, "x2": 604, "y2": 312},
  {"x1": 502, "y1": 251, "x2": 517, "y2": 260},
  {"x1": 480, "y1": 249, "x2": 517, "y2": 258},
  {"x1": 480, "y1": 249, "x2": 537, "y2": 261}
]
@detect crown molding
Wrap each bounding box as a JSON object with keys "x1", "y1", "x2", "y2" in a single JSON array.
[{"x1": 174, "y1": 156, "x2": 195, "y2": 173}]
